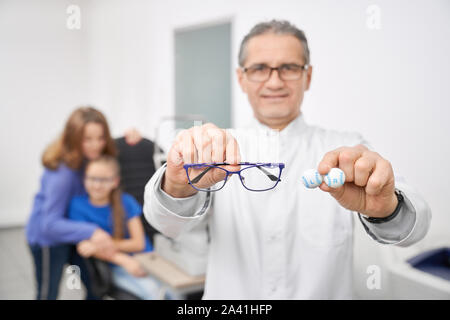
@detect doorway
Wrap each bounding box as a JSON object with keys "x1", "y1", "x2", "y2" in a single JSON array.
[{"x1": 175, "y1": 21, "x2": 232, "y2": 129}]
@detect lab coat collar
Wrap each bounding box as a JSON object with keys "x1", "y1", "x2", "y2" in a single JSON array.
[{"x1": 250, "y1": 112, "x2": 308, "y2": 138}]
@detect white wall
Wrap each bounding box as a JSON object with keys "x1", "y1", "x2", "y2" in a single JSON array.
[
  {"x1": 1, "y1": 0, "x2": 449, "y2": 297},
  {"x1": 0, "y1": 0, "x2": 90, "y2": 227},
  {"x1": 83, "y1": 0, "x2": 159, "y2": 139}
]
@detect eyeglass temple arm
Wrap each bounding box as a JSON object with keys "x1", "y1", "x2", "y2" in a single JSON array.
[
  {"x1": 190, "y1": 167, "x2": 213, "y2": 184},
  {"x1": 256, "y1": 166, "x2": 279, "y2": 181},
  {"x1": 189, "y1": 163, "x2": 230, "y2": 184}
]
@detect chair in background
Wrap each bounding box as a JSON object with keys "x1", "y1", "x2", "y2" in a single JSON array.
[
  {"x1": 115, "y1": 137, "x2": 161, "y2": 243},
  {"x1": 83, "y1": 257, "x2": 140, "y2": 300}
]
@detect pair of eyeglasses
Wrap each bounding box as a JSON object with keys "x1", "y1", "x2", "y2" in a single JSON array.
[
  {"x1": 84, "y1": 176, "x2": 116, "y2": 185},
  {"x1": 242, "y1": 63, "x2": 309, "y2": 82},
  {"x1": 183, "y1": 162, "x2": 285, "y2": 192}
]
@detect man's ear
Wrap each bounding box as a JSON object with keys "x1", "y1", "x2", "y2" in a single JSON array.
[
  {"x1": 236, "y1": 67, "x2": 247, "y2": 93},
  {"x1": 305, "y1": 65, "x2": 313, "y2": 91}
]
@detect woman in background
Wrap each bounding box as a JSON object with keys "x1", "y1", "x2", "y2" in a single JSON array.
[{"x1": 26, "y1": 107, "x2": 118, "y2": 300}]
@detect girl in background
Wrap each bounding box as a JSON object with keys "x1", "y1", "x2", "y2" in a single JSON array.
[
  {"x1": 26, "y1": 107, "x2": 118, "y2": 300},
  {"x1": 69, "y1": 155, "x2": 167, "y2": 300}
]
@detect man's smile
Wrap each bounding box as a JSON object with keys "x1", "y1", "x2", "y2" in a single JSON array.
[{"x1": 261, "y1": 93, "x2": 289, "y2": 101}]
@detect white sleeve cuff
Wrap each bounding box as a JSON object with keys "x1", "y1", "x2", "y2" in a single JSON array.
[
  {"x1": 155, "y1": 167, "x2": 210, "y2": 218},
  {"x1": 143, "y1": 164, "x2": 212, "y2": 239},
  {"x1": 358, "y1": 191, "x2": 416, "y2": 244},
  {"x1": 358, "y1": 180, "x2": 431, "y2": 247}
]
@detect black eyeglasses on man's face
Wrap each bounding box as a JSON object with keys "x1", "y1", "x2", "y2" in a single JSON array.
[{"x1": 242, "y1": 63, "x2": 309, "y2": 82}]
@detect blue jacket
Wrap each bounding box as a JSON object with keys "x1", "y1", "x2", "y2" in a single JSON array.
[{"x1": 26, "y1": 162, "x2": 98, "y2": 247}]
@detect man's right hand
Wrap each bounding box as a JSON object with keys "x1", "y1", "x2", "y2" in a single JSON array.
[
  {"x1": 89, "y1": 228, "x2": 117, "y2": 260},
  {"x1": 162, "y1": 123, "x2": 241, "y2": 198}
]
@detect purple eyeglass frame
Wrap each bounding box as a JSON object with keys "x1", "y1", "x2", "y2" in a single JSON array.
[{"x1": 183, "y1": 162, "x2": 285, "y2": 192}]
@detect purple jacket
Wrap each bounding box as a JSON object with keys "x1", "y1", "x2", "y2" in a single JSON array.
[{"x1": 26, "y1": 162, "x2": 97, "y2": 247}]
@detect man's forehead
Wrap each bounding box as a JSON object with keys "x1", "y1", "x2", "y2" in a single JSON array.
[{"x1": 244, "y1": 33, "x2": 305, "y2": 65}]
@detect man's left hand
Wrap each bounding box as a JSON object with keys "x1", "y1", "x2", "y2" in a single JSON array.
[{"x1": 318, "y1": 144, "x2": 398, "y2": 218}]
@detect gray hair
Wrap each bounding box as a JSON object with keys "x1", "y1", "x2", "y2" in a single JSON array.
[{"x1": 238, "y1": 19, "x2": 310, "y2": 67}]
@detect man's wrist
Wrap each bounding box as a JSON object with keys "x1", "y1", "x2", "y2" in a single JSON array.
[
  {"x1": 161, "y1": 172, "x2": 198, "y2": 198},
  {"x1": 363, "y1": 189, "x2": 404, "y2": 224},
  {"x1": 380, "y1": 192, "x2": 399, "y2": 218}
]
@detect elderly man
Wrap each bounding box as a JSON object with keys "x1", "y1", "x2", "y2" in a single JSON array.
[{"x1": 143, "y1": 20, "x2": 431, "y2": 299}]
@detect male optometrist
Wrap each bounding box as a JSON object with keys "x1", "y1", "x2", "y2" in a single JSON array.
[{"x1": 143, "y1": 20, "x2": 431, "y2": 299}]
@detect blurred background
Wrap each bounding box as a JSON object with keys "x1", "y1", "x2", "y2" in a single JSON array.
[{"x1": 0, "y1": 0, "x2": 449, "y2": 299}]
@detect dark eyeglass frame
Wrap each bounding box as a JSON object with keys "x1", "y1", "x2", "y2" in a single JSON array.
[
  {"x1": 242, "y1": 63, "x2": 309, "y2": 82},
  {"x1": 183, "y1": 162, "x2": 285, "y2": 192}
]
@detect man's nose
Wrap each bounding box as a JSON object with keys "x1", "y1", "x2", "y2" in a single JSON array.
[{"x1": 265, "y1": 69, "x2": 284, "y2": 89}]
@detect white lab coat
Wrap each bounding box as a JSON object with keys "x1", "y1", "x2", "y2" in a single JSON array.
[{"x1": 144, "y1": 114, "x2": 431, "y2": 299}]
